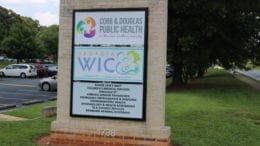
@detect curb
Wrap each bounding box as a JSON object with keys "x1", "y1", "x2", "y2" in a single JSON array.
[
  {"x1": 48, "y1": 97, "x2": 57, "y2": 101},
  {"x1": 234, "y1": 70, "x2": 260, "y2": 82},
  {"x1": 0, "y1": 104, "x2": 16, "y2": 110},
  {"x1": 22, "y1": 100, "x2": 45, "y2": 105}
]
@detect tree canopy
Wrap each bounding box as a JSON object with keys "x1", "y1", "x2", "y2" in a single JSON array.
[
  {"x1": 36, "y1": 25, "x2": 59, "y2": 63},
  {"x1": 1, "y1": 22, "x2": 37, "y2": 63},
  {"x1": 168, "y1": 0, "x2": 260, "y2": 85},
  {"x1": 0, "y1": 6, "x2": 58, "y2": 63},
  {"x1": 1, "y1": 16, "x2": 41, "y2": 63},
  {"x1": 0, "y1": 6, "x2": 21, "y2": 45}
]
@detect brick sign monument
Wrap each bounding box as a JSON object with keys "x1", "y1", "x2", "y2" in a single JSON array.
[{"x1": 50, "y1": 0, "x2": 171, "y2": 145}]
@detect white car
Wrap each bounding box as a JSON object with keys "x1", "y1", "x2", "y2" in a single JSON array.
[{"x1": 0, "y1": 64, "x2": 37, "y2": 78}]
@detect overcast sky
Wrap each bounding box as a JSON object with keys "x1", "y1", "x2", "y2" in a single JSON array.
[{"x1": 0, "y1": 0, "x2": 59, "y2": 26}]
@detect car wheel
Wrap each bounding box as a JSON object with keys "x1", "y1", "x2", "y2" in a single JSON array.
[
  {"x1": 42, "y1": 83, "x2": 51, "y2": 91},
  {"x1": 20, "y1": 73, "x2": 26, "y2": 78},
  {"x1": 0, "y1": 72, "x2": 5, "y2": 77}
]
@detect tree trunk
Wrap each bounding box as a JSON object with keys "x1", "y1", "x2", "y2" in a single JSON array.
[
  {"x1": 197, "y1": 67, "x2": 205, "y2": 78},
  {"x1": 171, "y1": 63, "x2": 185, "y2": 86},
  {"x1": 53, "y1": 54, "x2": 58, "y2": 64}
]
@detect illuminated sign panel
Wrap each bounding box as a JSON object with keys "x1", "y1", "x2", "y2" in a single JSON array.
[{"x1": 71, "y1": 9, "x2": 148, "y2": 120}]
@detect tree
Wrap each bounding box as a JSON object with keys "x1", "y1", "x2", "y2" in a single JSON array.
[
  {"x1": 0, "y1": 6, "x2": 41, "y2": 62},
  {"x1": 36, "y1": 25, "x2": 59, "y2": 63},
  {"x1": 0, "y1": 6, "x2": 21, "y2": 48},
  {"x1": 1, "y1": 21, "x2": 39, "y2": 63},
  {"x1": 168, "y1": 0, "x2": 260, "y2": 85}
]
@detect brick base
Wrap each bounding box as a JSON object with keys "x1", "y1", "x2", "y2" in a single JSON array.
[{"x1": 50, "y1": 131, "x2": 171, "y2": 146}]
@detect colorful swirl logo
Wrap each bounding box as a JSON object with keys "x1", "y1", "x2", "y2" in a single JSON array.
[
  {"x1": 76, "y1": 17, "x2": 96, "y2": 38},
  {"x1": 116, "y1": 51, "x2": 141, "y2": 75}
]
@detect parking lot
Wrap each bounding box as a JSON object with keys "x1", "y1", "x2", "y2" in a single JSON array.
[{"x1": 0, "y1": 77, "x2": 57, "y2": 111}]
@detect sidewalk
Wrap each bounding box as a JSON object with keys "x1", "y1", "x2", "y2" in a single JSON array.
[
  {"x1": 0, "y1": 114, "x2": 27, "y2": 121},
  {"x1": 233, "y1": 72, "x2": 260, "y2": 91},
  {"x1": 235, "y1": 70, "x2": 260, "y2": 82}
]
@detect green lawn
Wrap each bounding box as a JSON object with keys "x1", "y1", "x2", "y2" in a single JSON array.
[
  {"x1": 0, "y1": 102, "x2": 56, "y2": 145},
  {"x1": 0, "y1": 69, "x2": 259, "y2": 145},
  {"x1": 166, "y1": 69, "x2": 260, "y2": 146},
  {"x1": 255, "y1": 66, "x2": 260, "y2": 70}
]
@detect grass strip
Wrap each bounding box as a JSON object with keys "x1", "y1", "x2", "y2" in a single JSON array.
[
  {"x1": 0, "y1": 102, "x2": 56, "y2": 145},
  {"x1": 0, "y1": 69, "x2": 259, "y2": 145},
  {"x1": 166, "y1": 69, "x2": 260, "y2": 146}
]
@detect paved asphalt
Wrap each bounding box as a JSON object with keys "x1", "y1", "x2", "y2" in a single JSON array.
[
  {"x1": 244, "y1": 70, "x2": 260, "y2": 79},
  {"x1": 0, "y1": 77, "x2": 57, "y2": 111}
]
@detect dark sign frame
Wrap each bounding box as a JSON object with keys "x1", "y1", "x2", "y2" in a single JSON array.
[{"x1": 70, "y1": 8, "x2": 148, "y2": 121}]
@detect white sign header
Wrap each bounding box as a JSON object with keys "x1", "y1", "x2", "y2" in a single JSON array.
[{"x1": 74, "y1": 11, "x2": 146, "y2": 46}]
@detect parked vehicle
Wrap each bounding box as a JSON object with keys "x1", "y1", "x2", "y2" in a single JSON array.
[
  {"x1": 0, "y1": 56, "x2": 15, "y2": 62},
  {"x1": 47, "y1": 65, "x2": 58, "y2": 76},
  {"x1": 39, "y1": 75, "x2": 57, "y2": 91},
  {"x1": 166, "y1": 64, "x2": 174, "y2": 78},
  {"x1": 33, "y1": 64, "x2": 48, "y2": 77},
  {"x1": 0, "y1": 64, "x2": 37, "y2": 78},
  {"x1": 0, "y1": 56, "x2": 7, "y2": 61}
]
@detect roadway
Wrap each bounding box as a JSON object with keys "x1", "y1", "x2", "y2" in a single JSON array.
[{"x1": 0, "y1": 77, "x2": 57, "y2": 111}]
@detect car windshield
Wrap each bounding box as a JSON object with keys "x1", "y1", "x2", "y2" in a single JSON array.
[
  {"x1": 52, "y1": 75, "x2": 57, "y2": 79},
  {"x1": 49, "y1": 66, "x2": 57, "y2": 69},
  {"x1": 6, "y1": 66, "x2": 12, "y2": 69}
]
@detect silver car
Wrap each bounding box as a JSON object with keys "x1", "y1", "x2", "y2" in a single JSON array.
[{"x1": 39, "y1": 75, "x2": 57, "y2": 91}]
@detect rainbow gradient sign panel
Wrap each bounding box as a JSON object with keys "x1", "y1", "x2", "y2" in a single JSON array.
[
  {"x1": 71, "y1": 9, "x2": 147, "y2": 120},
  {"x1": 74, "y1": 10, "x2": 146, "y2": 46}
]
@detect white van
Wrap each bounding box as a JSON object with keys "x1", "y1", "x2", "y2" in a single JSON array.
[{"x1": 0, "y1": 64, "x2": 37, "y2": 78}]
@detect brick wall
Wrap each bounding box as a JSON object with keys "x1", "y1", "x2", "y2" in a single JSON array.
[{"x1": 51, "y1": 130, "x2": 171, "y2": 146}]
